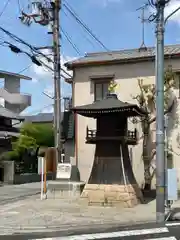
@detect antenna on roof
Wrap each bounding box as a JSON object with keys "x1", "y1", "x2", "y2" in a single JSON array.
[{"x1": 136, "y1": 4, "x2": 148, "y2": 52}]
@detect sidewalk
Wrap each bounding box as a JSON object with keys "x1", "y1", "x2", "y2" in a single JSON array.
[
  {"x1": 0, "y1": 182, "x2": 41, "y2": 204},
  {"x1": 0, "y1": 193, "x2": 180, "y2": 235},
  {"x1": 0, "y1": 193, "x2": 172, "y2": 235}
]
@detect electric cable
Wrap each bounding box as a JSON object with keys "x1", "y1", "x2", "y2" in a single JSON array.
[
  {"x1": 0, "y1": 28, "x2": 72, "y2": 78},
  {"x1": 17, "y1": 0, "x2": 22, "y2": 13},
  {"x1": 18, "y1": 64, "x2": 33, "y2": 74},
  {"x1": 148, "y1": 0, "x2": 156, "y2": 7},
  {"x1": 63, "y1": 1, "x2": 109, "y2": 51},
  {"x1": 61, "y1": 27, "x2": 82, "y2": 55},
  {"x1": 61, "y1": 8, "x2": 96, "y2": 50},
  {"x1": 0, "y1": 0, "x2": 11, "y2": 19}
]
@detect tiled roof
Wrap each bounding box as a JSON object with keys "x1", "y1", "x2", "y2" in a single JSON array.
[
  {"x1": 24, "y1": 113, "x2": 54, "y2": 123},
  {"x1": 65, "y1": 44, "x2": 180, "y2": 69},
  {"x1": 0, "y1": 70, "x2": 31, "y2": 80},
  {"x1": 24, "y1": 112, "x2": 64, "y2": 123},
  {"x1": 72, "y1": 94, "x2": 146, "y2": 117}
]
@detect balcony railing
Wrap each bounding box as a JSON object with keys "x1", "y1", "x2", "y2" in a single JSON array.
[{"x1": 86, "y1": 127, "x2": 138, "y2": 145}]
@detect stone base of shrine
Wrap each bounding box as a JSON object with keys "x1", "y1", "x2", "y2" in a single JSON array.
[{"x1": 80, "y1": 184, "x2": 144, "y2": 207}]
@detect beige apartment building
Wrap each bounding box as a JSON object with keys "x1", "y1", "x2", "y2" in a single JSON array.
[{"x1": 65, "y1": 45, "x2": 180, "y2": 189}]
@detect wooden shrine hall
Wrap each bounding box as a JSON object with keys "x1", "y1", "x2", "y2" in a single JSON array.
[{"x1": 72, "y1": 93, "x2": 147, "y2": 207}]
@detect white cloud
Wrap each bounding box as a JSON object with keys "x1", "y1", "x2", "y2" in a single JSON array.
[
  {"x1": 164, "y1": 0, "x2": 180, "y2": 24},
  {"x1": 148, "y1": 0, "x2": 180, "y2": 25},
  {"x1": 32, "y1": 49, "x2": 74, "y2": 81},
  {"x1": 31, "y1": 49, "x2": 75, "y2": 99},
  {"x1": 32, "y1": 49, "x2": 53, "y2": 80}
]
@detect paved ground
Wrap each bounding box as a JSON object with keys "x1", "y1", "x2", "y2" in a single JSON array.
[
  {"x1": 0, "y1": 182, "x2": 41, "y2": 204},
  {"x1": 0, "y1": 196, "x2": 157, "y2": 235},
  {"x1": 1, "y1": 222, "x2": 180, "y2": 239},
  {"x1": 0, "y1": 183, "x2": 180, "y2": 238}
]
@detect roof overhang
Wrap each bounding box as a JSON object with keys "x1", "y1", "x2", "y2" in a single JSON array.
[
  {"x1": 0, "y1": 106, "x2": 25, "y2": 120},
  {"x1": 72, "y1": 94, "x2": 147, "y2": 118},
  {"x1": 65, "y1": 53, "x2": 180, "y2": 70},
  {"x1": 64, "y1": 77, "x2": 73, "y2": 84},
  {"x1": 0, "y1": 70, "x2": 32, "y2": 80},
  {"x1": 0, "y1": 131, "x2": 20, "y2": 138}
]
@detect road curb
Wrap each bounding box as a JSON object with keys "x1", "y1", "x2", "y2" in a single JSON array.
[
  {"x1": 0, "y1": 220, "x2": 157, "y2": 232},
  {"x1": 0, "y1": 191, "x2": 40, "y2": 205}
]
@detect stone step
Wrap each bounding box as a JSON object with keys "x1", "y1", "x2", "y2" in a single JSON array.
[{"x1": 47, "y1": 181, "x2": 85, "y2": 199}]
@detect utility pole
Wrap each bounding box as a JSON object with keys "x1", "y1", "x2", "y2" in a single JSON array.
[
  {"x1": 19, "y1": 0, "x2": 62, "y2": 165},
  {"x1": 52, "y1": 0, "x2": 61, "y2": 165},
  {"x1": 155, "y1": 0, "x2": 166, "y2": 223}
]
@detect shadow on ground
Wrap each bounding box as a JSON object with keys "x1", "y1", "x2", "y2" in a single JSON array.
[
  {"x1": 166, "y1": 207, "x2": 180, "y2": 221},
  {"x1": 142, "y1": 189, "x2": 156, "y2": 204}
]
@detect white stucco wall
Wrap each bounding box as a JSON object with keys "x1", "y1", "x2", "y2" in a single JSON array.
[{"x1": 73, "y1": 58, "x2": 180, "y2": 188}]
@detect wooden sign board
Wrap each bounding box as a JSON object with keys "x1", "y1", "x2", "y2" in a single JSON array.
[{"x1": 56, "y1": 163, "x2": 72, "y2": 179}]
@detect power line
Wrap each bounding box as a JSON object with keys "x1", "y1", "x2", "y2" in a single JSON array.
[
  {"x1": 61, "y1": 27, "x2": 82, "y2": 55},
  {"x1": 61, "y1": 8, "x2": 96, "y2": 51},
  {"x1": 63, "y1": 1, "x2": 109, "y2": 51},
  {"x1": 0, "y1": 27, "x2": 72, "y2": 78},
  {"x1": 148, "y1": 0, "x2": 156, "y2": 7},
  {"x1": 0, "y1": 26, "x2": 53, "y2": 62},
  {"x1": 17, "y1": 0, "x2": 22, "y2": 13},
  {"x1": 18, "y1": 64, "x2": 32, "y2": 74},
  {"x1": 0, "y1": 0, "x2": 11, "y2": 19}
]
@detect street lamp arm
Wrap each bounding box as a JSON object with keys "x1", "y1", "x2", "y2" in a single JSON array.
[
  {"x1": 164, "y1": 6, "x2": 180, "y2": 24},
  {"x1": 42, "y1": 92, "x2": 54, "y2": 99}
]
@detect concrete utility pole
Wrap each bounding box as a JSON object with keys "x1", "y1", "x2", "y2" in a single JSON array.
[
  {"x1": 155, "y1": 0, "x2": 167, "y2": 223},
  {"x1": 52, "y1": 0, "x2": 61, "y2": 164}
]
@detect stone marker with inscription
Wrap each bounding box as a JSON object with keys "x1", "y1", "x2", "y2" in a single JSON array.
[
  {"x1": 48, "y1": 163, "x2": 85, "y2": 199},
  {"x1": 56, "y1": 163, "x2": 72, "y2": 179}
]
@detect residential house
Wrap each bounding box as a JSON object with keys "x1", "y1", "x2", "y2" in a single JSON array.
[
  {"x1": 0, "y1": 70, "x2": 32, "y2": 114},
  {"x1": 0, "y1": 69, "x2": 32, "y2": 147},
  {"x1": 0, "y1": 107, "x2": 23, "y2": 182},
  {"x1": 0, "y1": 70, "x2": 32, "y2": 182},
  {"x1": 65, "y1": 44, "x2": 180, "y2": 189}
]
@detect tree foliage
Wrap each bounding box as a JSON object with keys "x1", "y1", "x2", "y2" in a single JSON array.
[
  {"x1": 21, "y1": 122, "x2": 54, "y2": 147},
  {"x1": 133, "y1": 66, "x2": 176, "y2": 190},
  {"x1": 134, "y1": 66, "x2": 175, "y2": 114},
  {"x1": 2, "y1": 122, "x2": 54, "y2": 161}
]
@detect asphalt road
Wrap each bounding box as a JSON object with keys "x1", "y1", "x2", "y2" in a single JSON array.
[
  {"x1": 0, "y1": 182, "x2": 41, "y2": 204},
  {"x1": 1, "y1": 222, "x2": 180, "y2": 239}
]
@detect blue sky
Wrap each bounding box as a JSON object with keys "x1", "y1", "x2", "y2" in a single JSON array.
[{"x1": 0, "y1": 0, "x2": 180, "y2": 115}]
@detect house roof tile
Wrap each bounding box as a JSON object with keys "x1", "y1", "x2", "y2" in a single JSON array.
[{"x1": 65, "y1": 44, "x2": 180, "y2": 69}]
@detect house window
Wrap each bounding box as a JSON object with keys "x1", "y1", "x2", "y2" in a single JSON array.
[{"x1": 94, "y1": 81, "x2": 110, "y2": 101}]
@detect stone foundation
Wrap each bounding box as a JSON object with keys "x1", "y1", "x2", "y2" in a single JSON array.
[
  {"x1": 47, "y1": 181, "x2": 85, "y2": 199},
  {"x1": 81, "y1": 184, "x2": 143, "y2": 207}
]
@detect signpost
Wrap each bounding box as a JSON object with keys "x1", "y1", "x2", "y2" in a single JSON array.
[
  {"x1": 56, "y1": 163, "x2": 72, "y2": 179},
  {"x1": 39, "y1": 157, "x2": 47, "y2": 200},
  {"x1": 40, "y1": 157, "x2": 44, "y2": 200}
]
